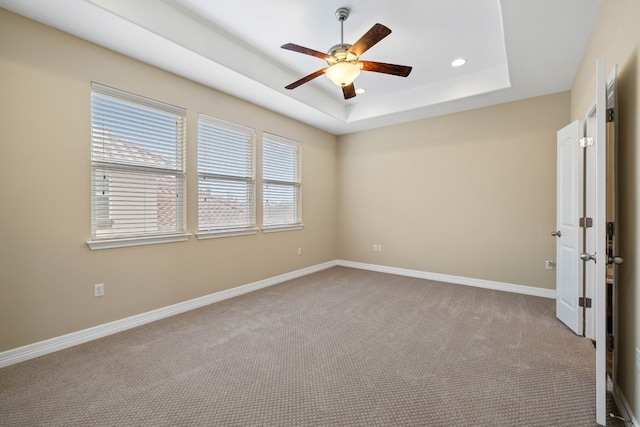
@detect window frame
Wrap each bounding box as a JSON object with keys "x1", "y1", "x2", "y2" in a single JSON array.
[
  {"x1": 262, "y1": 133, "x2": 303, "y2": 232},
  {"x1": 86, "y1": 83, "x2": 189, "y2": 250},
  {"x1": 196, "y1": 114, "x2": 258, "y2": 239}
]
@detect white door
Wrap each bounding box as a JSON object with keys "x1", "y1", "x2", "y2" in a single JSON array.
[
  {"x1": 583, "y1": 57, "x2": 607, "y2": 426},
  {"x1": 590, "y1": 58, "x2": 622, "y2": 427},
  {"x1": 606, "y1": 63, "x2": 620, "y2": 391},
  {"x1": 555, "y1": 120, "x2": 583, "y2": 335}
]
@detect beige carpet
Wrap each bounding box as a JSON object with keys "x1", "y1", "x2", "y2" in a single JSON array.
[{"x1": 0, "y1": 267, "x2": 605, "y2": 426}]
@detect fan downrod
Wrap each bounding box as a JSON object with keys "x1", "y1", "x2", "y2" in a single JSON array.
[{"x1": 332, "y1": 7, "x2": 352, "y2": 55}]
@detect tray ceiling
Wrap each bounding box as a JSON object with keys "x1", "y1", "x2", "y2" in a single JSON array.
[{"x1": 0, "y1": 0, "x2": 600, "y2": 135}]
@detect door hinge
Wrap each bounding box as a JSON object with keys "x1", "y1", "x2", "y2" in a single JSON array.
[
  {"x1": 579, "y1": 136, "x2": 594, "y2": 148},
  {"x1": 578, "y1": 297, "x2": 592, "y2": 308},
  {"x1": 607, "y1": 334, "x2": 614, "y2": 352},
  {"x1": 607, "y1": 108, "x2": 615, "y2": 122},
  {"x1": 579, "y1": 217, "x2": 593, "y2": 228}
]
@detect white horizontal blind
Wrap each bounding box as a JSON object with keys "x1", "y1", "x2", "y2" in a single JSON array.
[
  {"x1": 262, "y1": 134, "x2": 301, "y2": 227},
  {"x1": 198, "y1": 115, "x2": 255, "y2": 232},
  {"x1": 90, "y1": 83, "x2": 186, "y2": 239}
]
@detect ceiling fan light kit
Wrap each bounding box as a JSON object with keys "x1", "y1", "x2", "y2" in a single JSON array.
[
  {"x1": 325, "y1": 61, "x2": 361, "y2": 87},
  {"x1": 281, "y1": 7, "x2": 412, "y2": 99}
]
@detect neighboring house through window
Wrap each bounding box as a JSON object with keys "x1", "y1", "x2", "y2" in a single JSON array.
[
  {"x1": 88, "y1": 83, "x2": 187, "y2": 250},
  {"x1": 262, "y1": 133, "x2": 302, "y2": 231},
  {"x1": 197, "y1": 114, "x2": 257, "y2": 238}
]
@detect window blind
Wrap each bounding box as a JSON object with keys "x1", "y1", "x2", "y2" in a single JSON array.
[
  {"x1": 90, "y1": 83, "x2": 186, "y2": 239},
  {"x1": 262, "y1": 134, "x2": 301, "y2": 227},
  {"x1": 198, "y1": 115, "x2": 255, "y2": 233}
]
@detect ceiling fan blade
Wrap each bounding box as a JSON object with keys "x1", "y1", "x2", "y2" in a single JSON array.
[
  {"x1": 281, "y1": 43, "x2": 329, "y2": 60},
  {"x1": 348, "y1": 23, "x2": 392, "y2": 57},
  {"x1": 342, "y1": 83, "x2": 356, "y2": 99},
  {"x1": 360, "y1": 61, "x2": 412, "y2": 77},
  {"x1": 285, "y1": 68, "x2": 328, "y2": 90}
]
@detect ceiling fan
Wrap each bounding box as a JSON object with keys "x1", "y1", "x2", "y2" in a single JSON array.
[{"x1": 281, "y1": 7, "x2": 413, "y2": 100}]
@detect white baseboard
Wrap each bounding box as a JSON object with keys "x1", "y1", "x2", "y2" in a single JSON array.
[
  {"x1": 613, "y1": 382, "x2": 639, "y2": 426},
  {"x1": 0, "y1": 259, "x2": 554, "y2": 369},
  {"x1": 0, "y1": 260, "x2": 337, "y2": 369},
  {"x1": 336, "y1": 260, "x2": 556, "y2": 299}
]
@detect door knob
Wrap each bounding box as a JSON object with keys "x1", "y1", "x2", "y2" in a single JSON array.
[
  {"x1": 608, "y1": 256, "x2": 624, "y2": 265},
  {"x1": 551, "y1": 231, "x2": 562, "y2": 237},
  {"x1": 580, "y1": 252, "x2": 596, "y2": 263}
]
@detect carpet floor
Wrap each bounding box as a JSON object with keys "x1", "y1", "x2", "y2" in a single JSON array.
[{"x1": 0, "y1": 267, "x2": 611, "y2": 426}]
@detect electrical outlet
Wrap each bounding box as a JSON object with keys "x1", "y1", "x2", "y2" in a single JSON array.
[
  {"x1": 545, "y1": 260, "x2": 554, "y2": 270},
  {"x1": 378, "y1": 244, "x2": 383, "y2": 252},
  {"x1": 373, "y1": 244, "x2": 378, "y2": 252},
  {"x1": 94, "y1": 283, "x2": 104, "y2": 298},
  {"x1": 297, "y1": 247, "x2": 302, "y2": 256}
]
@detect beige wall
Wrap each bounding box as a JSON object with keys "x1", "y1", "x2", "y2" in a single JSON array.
[
  {"x1": 570, "y1": 0, "x2": 640, "y2": 416},
  {"x1": 0, "y1": 10, "x2": 338, "y2": 352},
  {"x1": 337, "y1": 92, "x2": 569, "y2": 289},
  {"x1": 6, "y1": 10, "x2": 635, "y2": 421}
]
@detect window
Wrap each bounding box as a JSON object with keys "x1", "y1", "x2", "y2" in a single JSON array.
[
  {"x1": 88, "y1": 83, "x2": 187, "y2": 249},
  {"x1": 197, "y1": 115, "x2": 256, "y2": 238},
  {"x1": 262, "y1": 134, "x2": 302, "y2": 231}
]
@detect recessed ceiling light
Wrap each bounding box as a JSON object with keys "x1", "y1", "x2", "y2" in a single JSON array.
[
  {"x1": 451, "y1": 58, "x2": 466, "y2": 67},
  {"x1": 355, "y1": 88, "x2": 366, "y2": 95}
]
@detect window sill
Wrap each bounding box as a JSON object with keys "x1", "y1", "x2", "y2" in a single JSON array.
[
  {"x1": 196, "y1": 228, "x2": 259, "y2": 240},
  {"x1": 86, "y1": 233, "x2": 191, "y2": 250},
  {"x1": 262, "y1": 224, "x2": 305, "y2": 233}
]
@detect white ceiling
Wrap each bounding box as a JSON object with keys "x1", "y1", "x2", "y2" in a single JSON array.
[{"x1": 1, "y1": 0, "x2": 600, "y2": 135}]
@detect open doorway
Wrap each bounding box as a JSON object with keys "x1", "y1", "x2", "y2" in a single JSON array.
[{"x1": 556, "y1": 60, "x2": 620, "y2": 425}]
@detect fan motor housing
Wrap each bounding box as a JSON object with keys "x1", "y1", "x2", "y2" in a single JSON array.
[{"x1": 327, "y1": 43, "x2": 357, "y2": 64}]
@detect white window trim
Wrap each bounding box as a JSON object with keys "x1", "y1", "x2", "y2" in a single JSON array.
[
  {"x1": 86, "y1": 233, "x2": 191, "y2": 251},
  {"x1": 262, "y1": 224, "x2": 304, "y2": 234},
  {"x1": 196, "y1": 228, "x2": 259, "y2": 240},
  {"x1": 90, "y1": 83, "x2": 187, "y2": 246}
]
